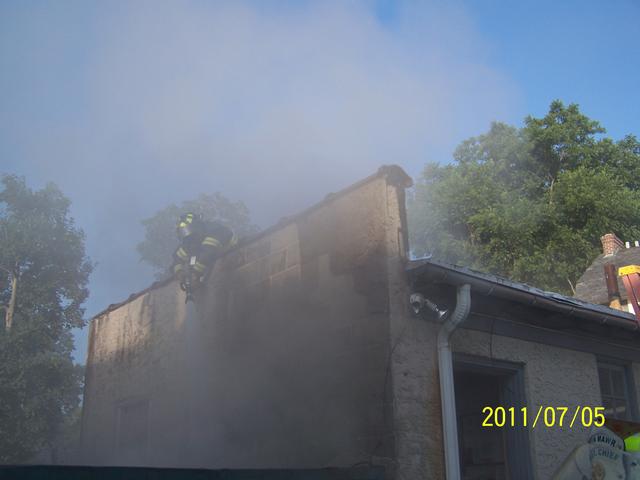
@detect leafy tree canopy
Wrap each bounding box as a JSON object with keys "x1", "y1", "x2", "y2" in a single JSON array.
[
  {"x1": 0, "y1": 175, "x2": 92, "y2": 462},
  {"x1": 409, "y1": 100, "x2": 640, "y2": 294},
  {"x1": 137, "y1": 193, "x2": 258, "y2": 278}
]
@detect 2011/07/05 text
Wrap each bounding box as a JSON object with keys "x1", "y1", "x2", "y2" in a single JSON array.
[{"x1": 481, "y1": 406, "x2": 605, "y2": 428}]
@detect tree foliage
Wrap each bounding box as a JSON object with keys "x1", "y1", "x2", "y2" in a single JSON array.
[
  {"x1": 0, "y1": 175, "x2": 92, "y2": 462},
  {"x1": 137, "y1": 193, "x2": 258, "y2": 278},
  {"x1": 409, "y1": 100, "x2": 640, "y2": 294}
]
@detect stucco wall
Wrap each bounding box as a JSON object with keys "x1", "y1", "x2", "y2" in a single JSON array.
[
  {"x1": 388, "y1": 314, "x2": 443, "y2": 480},
  {"x1": 186, "y1": 176, "x2": 398, "y2": 469},
  {"x1": 81, "y1": 169, "x2": 409, "y2": 472},
  {"x1": 81, "y1": 281, "x2": 190, "y2": 466},
  {"x1": 452, "y1": 328, "x2": 603, "y2": 480},
  {"x1": 386, "y1": 315, "x2": 638, "y2": 480}
]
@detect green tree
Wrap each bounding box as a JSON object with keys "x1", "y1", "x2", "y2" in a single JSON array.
[
  {"x1": 137, "y1": 193, "x2": 258, "y2": 278},
  {"x1": 0, "y1": 174, "x2": 92, "y2": 462},
  {"x1": 409, "y1": 101, "x2": 640, "y2": 294}
]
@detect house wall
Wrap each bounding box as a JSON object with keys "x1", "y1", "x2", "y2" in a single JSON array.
[
  {"x1": 386, "y1": 313, "x2": 640, "y2": 480},
  {"x1": 452, "y1": 329, "x2": 602, "y2": 480},
  {"x1": 387, "y1": 314, "x2": 444, "y2": 480},
  {"x1": 81, "y1": 169, "x2": 410, "y2": 473},
  {"x1": 81, "y1": 281, "x2": 191, "y2": 466}
]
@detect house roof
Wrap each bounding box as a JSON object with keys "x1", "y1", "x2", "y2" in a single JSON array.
[
  {"x1": 575, "y1": 246, "x2": 640, "y2": 305},
  {"x1": 408, "y1": 258, "x2": 639, "y2": 332},
  {"x1": 93, "y1": 165, "x2": 412, "y2": 320}
]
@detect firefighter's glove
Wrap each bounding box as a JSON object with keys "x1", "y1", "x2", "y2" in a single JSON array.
[
  {"x1": 174, "y1": 264, "x2": 192, "y2": 291},
  {"x1": 188, "y1": 271, "x2": 203, "y2": 290}
]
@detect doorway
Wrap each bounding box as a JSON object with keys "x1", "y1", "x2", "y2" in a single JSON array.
[{"x1": 453, "y1": 354, "x2": 533, "y2": 480}]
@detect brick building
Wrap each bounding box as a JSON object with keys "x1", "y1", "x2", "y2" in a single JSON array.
[{"x1": 81, "y1": 166, "x2": 640, "y2": 479}]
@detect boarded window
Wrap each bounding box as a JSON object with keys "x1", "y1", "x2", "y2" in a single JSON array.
[{"x1": 116, "y1": 399, "x2": 149, "y2": 464}]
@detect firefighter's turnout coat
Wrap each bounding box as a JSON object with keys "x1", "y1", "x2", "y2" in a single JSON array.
[{"x1": 172, "y1": 221, "x2": 236, "y2": 280}]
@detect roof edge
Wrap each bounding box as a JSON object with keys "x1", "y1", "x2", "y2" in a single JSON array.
[
  {"x1": 92, "y1": 277, "x2": 175, "y2": 320},
  {"x1": 408, "y1": 258, "x2": 639, "y2": 332}
]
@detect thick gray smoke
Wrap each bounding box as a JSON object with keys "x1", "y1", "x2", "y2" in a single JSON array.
[{"x1": 0, "y1": 0, "x2": 519, "y2": 361}]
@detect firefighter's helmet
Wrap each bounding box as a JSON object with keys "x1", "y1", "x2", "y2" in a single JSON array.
[{"x1": 176, "y1": 212, "x2": 203, "y2": 240}]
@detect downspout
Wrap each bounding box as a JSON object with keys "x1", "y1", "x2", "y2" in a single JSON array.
[{"x1": 437, "y1": 284, "x2": 471, "y2": 480}]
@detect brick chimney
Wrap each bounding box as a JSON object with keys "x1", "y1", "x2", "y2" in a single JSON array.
[{"x1": 601, "y1": 233, "x2": 624, "y2": 256}]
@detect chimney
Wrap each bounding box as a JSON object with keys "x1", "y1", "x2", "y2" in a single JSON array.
[{"x1": 601, "y1": 233, "x2": 624, "y2": 256}]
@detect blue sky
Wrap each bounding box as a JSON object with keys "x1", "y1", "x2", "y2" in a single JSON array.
[
  {"x1": 0, "y1": 0, "x2": 638, "y2": 362},
  {"x1": 462, "y1": 0, "x2": 639, "y2": 139}
]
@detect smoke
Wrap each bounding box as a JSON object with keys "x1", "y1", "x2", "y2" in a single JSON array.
[
  {"x1": 84, "y1": 0, "x2": 518, "y2": 213},
  {"x1": 0, "y1": 0, "x2": 520, "y2": 359}
]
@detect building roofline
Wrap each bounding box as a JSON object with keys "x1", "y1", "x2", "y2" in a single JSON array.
[
  {"x1": 92, "y1": 165, "x2": 412, "y2": 320},
  {"x1": 408, "y1": 258, "x2": 640, "y2": 332}
]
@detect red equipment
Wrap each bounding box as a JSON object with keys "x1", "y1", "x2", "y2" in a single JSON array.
[{"x1": 617, "y1": 265, "x2": 640, "y2": 325}]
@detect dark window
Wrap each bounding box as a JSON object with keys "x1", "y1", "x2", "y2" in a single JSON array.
[
  {"x1": 598, "y1": 362, "x2": 634, "y2": 421},
  {"x1": 455, "y1": 372, "x2": 506, "y2": 480},
  {"x1": 116, "y1": 399, "x2": 149, "y2": 464}
]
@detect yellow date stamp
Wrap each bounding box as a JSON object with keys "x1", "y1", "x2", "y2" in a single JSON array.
[{"x1": 481, "y1": 406, "x2": 606, "y2": 428}]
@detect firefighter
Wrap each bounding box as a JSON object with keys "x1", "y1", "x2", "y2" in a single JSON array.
[{"x1": 172, "y1": 212, "x2": 237, "y2": 300}]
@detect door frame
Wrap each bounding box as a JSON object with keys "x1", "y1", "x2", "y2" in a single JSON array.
[{"x1": 453, "y1": 353, "x2": 534, "y2": 480}]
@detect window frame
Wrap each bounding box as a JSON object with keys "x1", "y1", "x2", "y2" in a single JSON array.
[{"x1": 596, "y1": 357, "x2": 639, "y2": 422}]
